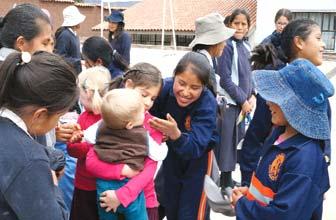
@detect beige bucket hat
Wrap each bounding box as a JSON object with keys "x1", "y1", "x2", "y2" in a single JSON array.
[{"x1": 189, "y1": 12, "x2": 235, "y2": 48}]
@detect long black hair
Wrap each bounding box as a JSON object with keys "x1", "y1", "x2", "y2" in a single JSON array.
[{"x1": 82, "y1": 36, "x2": 129, "y2": 71}]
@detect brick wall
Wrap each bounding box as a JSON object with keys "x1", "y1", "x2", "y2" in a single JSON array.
[{"x1": 0, "y1": 0, "x2": 111, "y2": 39}]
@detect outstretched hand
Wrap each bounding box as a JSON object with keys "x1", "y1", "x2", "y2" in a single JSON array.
[{"x1": 149, "y1": 113, "x2": 181, "y2": 140}]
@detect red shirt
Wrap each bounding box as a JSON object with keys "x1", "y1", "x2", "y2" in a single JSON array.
[{"x1": 67, "y1": 111, "x2": 101, "y2": 191}]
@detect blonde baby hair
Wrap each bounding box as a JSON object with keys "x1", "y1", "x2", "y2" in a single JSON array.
[
  {"x1": 101, "y1": 88, "x2": 144, "y2": 129},
  {"x1": 78, "y1": 66, "x2": 111, "y2": 114}
]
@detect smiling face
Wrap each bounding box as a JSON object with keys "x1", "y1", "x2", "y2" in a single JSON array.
[
  {"x1": 173, "y1": 68, "x2": 204, "y2": 107},
  {"x1": 230, "y1": 14, "x2": 249, "y2": 40},
  {"x1": 296, "y1": 25, "x2": 325, "y2": 66}
]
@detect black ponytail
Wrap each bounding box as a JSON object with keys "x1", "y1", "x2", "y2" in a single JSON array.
[
  {"x1": 0, "y1": 53, "x2": 22, "y2": 106},
  {"x1": 250, "y1": 44, "x2": 284, "y2": 70},
  {"x1": 0, "y1": 51, "x2": 79, "y2": 114}
]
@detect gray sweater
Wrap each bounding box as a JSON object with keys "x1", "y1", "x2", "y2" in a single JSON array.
[{"x1": 0, "y1": 117, "x2": 68, "y2": 220}]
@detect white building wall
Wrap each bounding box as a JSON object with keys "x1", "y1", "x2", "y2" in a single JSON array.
[{"x1": 255, "y1": 0, "x2": 336, "y2": 44}]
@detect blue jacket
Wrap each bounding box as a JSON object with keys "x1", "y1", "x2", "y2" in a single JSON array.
[
  {"x1": 55, "y1": 28, "x2": 82, "y2": 74},
  {"x1": 260, "y1": 31, "x2": 287, "y2": 69},
  {"x1": 150, "y1": 78, "x2": 217, "y2": 219},
  {"x1": 109, "y1": 31, "x2": 131, "y2": 66},
  {"x1": 217, "y1": 37, "x2": 253, "y2": 105},
  {"x1": 236, "y1": 127, "x2": 330, "y2": 220},
  {"x1": 0, "y1": 117, "x2": 68, "y2": 220},
  {"x1": 150, "y1": 78, "x2": 218, "y2": 161}
]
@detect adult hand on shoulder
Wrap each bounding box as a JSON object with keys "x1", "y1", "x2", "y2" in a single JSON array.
[
  {"x1": 149, "y1": 113, "x2": 181, "y2": 141},
  {"x1": 100, "y1": 190, "x2": 121, "y2": 212},
  {"x1": 121, "y1": 164, "x2": 139, "y2": 178}
]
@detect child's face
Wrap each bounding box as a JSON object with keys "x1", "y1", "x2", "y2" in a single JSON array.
[
  {"x1": 230, "y1": 14, "x2": 249, "y2": 40},
  {"x1": 28, "y1": 109, "x2": 66, "y2": 136},
  {"x1": 275, "y1": 16, "x2": 289, "y2": 33},
  {"x1": 79, "y1": 86, "x2": 93, "y2": 112},
  {"x1": 296, "y1": 26, "x2": 325, "y2": 66},
  {"x1": 267, "y1": 101, "x2": 288, "y2": 126},
  {"x1": 132, "y1": 105, "x2": 145, "y2": 127},
  {"x1": 173, "y1": 70, "x2": 203, "y2": 107},
  {"x1": 20, "y1": 22, "x2": 54, "y2": 53},
  {"x1": 108, "y1": 22, "x2": 118, "y2": 32},
  {"x1": 131, "y1": 85, "x2": 161, "y2": 111},
  {"x1": 212, "y1": 41, "x2": 227, "y2": 57}
]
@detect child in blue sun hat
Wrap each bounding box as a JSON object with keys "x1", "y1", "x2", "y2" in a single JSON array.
[{"x1": 231, "y1": 58, "x2": 334, "y2": 220}]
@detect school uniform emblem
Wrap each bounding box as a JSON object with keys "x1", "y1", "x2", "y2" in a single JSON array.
[
  {"x1": 185, "y1": 115, "x2": 191, "y2": 131},
  {"x1": 268, "y1": 153, "x2": 285, "y2": 181}
]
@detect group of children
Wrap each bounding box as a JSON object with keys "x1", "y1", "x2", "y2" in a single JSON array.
[{"x1": 0, "y1": 3, "x2": 333, "y2": 220}]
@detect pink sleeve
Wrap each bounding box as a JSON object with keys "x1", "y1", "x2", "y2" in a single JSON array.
[
  {"x1": 86, "y1": 147, "x2": 124, "y2": 180},
  {"x1": 67, "y1": 141, "x2": 91, "y2": 159},
  {"x1": 115, "y1": 158, "x2": 157, "y2": 207}
]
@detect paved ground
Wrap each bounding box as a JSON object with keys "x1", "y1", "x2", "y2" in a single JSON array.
[{"x1": 131, "y1": 47, "x2": 336, "y2": 219}]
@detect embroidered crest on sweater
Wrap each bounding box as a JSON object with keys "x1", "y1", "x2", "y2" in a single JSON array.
[{"x1": 268, "y1": 153, "x2": 285, "y2": 181}]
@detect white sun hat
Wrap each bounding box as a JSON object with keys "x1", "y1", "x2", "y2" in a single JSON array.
[{"x1": 61, "y1": 5, "x2": 86, "y2": 27}]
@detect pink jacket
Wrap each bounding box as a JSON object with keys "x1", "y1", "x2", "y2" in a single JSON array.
[{"x1": 86, "y1": 148, "x2": 158, "y2": 208}]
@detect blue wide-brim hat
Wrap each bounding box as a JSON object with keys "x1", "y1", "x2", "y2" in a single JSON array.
[
  {"x1": 104, "y1": 10, "x2": 124, "y2": 23},
  {"x1": 253, "y1": 58, "x2": 334, "y2": 140}
]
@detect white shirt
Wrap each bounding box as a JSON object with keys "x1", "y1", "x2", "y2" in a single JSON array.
[{"x1": 0, "y1": 108, "x2": 33, "y2": 139}]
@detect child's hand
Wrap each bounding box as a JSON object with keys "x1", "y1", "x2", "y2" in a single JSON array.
[
  {"x1": 56, "y1": 123, "x2": 81, "y2": 142},
  {"x1": 241, "y1": 100, "x2": 253, "y2": 115},
  {"x1": 235, "y1": 186, "x2": 249, "y2": 195},
  {"x1": 248, "y1": 94, "x2": 256, "y2": 110},
  {"x1": 231, "y1": 187, "x2": 245, "y2": 207},
  {"x1": 149, "y1": 114, "x2": 181, "y2": 140},
  {"x1": 55, "y1": 167, "x2": 65, "y2": 180},
  {"x1": 69, "y1": 129, "x2": 84, "y2": 143},
  {"x1": 100, "y1": 190, "x2": 120, "y2": 212},
  {"x1": 121, "y1": 164, "x2": 139, "y2": 178}
]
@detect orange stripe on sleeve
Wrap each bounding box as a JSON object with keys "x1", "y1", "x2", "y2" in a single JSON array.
[{"x1": 251, "y1": 174, "x2": 275, "y2": 198}]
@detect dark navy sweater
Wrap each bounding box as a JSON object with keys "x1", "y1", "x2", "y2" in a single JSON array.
[
  {"x1": 55, "y1": 28, "x2": 82, "y2": 74},
  {"x1": 237, "y1": 128, "x2": 329, "y2": 220},
  {"x1": 109, "y1": 31, "x2": 131, "y2": 66},
  {"x1": 0, "y1": 117, "x2": 68, "y2": 220},
  {"x1": 217, "y1": 37, "x2": 253, "y2": 105}
]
